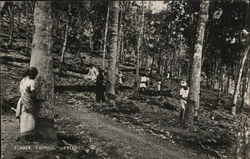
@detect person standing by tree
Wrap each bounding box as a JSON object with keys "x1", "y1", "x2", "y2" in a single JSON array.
[
  {"x1": 157, "y1": 80, "x2": 162, "y2": 91},
  {"x1": 179, "y1": 81, "x2": 189, "y2": 122},
  {"x1": 140, "y1": 74, "x2": 149, "y2": 92},
  {"x1": 96, "y1": 69, "x2": 106, "y2": 103},
  {"x1": 85, "y1": 65, "x2": 99, "y2": 82},
  {"x1": 117, "y1": 71, "x2": 123, "y2": 86},
  {"x1": 16, "y1": 67, "x2": 38, "y2": 142}
]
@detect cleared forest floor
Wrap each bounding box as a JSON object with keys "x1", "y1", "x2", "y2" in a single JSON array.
[{"x1": 1, "y1": 50, "x2": 248, "y2": 159}]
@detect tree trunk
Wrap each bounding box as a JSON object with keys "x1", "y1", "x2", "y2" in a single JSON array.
[
  {"x1": 89, "y1": 35, "x2": 93, "y2": 51},
  {"x1": 231, "y1": 46, "x2": 249, "y2": 115},
  {"x1": 117, "y1": 3, "x2": 123, "y2": 67},
  {"x1": 59, "y1": 4, "x2": 71, "y2": 73},
  {"x1": 0, "y1": 1, "x2": 5, "y2": 43},
  {"x1": 184, "y1": 0, "x2": 210, "y2": 127},
  {"x1": 244, "y1": 66, "x2": 250, "y2": 110},
  {"x1": 161, "y1": 57, "x2": 166, "y2": 84},
  {"x1": 17, "y1": 9, "x2": 21, "y2": 30},
  {"x1": 106, "y1": 0, "x2": 119, "y2": 104},
  {"x1": 30, "y1": 1, "x2": 57, "y2": 140},
  {"x1": 102, "y1": 2, "x2": 110, "y2": 70},
  {"x1": 25, "y1": 6, "x2": 30, "y2": 55},
  {"x1": 8, "y1": 4, "x2": 14, "y2": 47},
  {"x1": 231, "y1": 1, "x2": 249, "y2": 115},
  {"x1": 134, "y1": 1, "x2": 145, "y2": 94},
  {"x1": 120, "y1": 31, "x2": 124, "y2": 64},
  {"x1": 149, "y1": 54, "x2": 155, "y2": 76}
]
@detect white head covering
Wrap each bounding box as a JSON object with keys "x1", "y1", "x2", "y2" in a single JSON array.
[{"x1": 181, "y1": 81, "x2": 187, "y2": 87}]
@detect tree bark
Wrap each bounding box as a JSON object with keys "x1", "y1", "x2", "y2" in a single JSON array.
[
  {"x1": 184, "y1": 0, "x2": 210, "y2": 127},
  {"x1": 106, "y1": 0, "x2": 119, "y2": 104},
  {"x1": 30, "y1": 1, "x2": 57, "y2": 140},
  {"x1": 102, "y1": 2, "x2": 110, "y2": 70},
  {"x1": 134, "y1": 1, "x2": 145, "y2": 94}
]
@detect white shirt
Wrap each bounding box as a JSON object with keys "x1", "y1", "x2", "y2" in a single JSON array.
[
  {"x1": 87, "y1": 67, "x2": 99, "y2": 81},
  {"x1": 20, "y1": 77, "x2": 35, "y2": 96},
  {"x1": 180, "y1": 87, "x2": 189, "y2": 98}
]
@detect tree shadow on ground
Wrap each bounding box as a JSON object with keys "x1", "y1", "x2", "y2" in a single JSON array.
[
  {"x1": 0, "y1": 56, "x2": 30, "y2": 64},
  {"x1": 140, "y1": 89, "x2": 174, "y2": 98},
  {"x1": 55, "y1": 84, "x2": 96, "y2": 93}
]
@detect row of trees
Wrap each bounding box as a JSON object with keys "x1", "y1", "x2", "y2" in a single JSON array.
[{"x1": 0, "y1": 0, "x2": 249, "y2": 139}]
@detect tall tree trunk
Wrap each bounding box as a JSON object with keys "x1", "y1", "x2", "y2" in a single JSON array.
[
  {"x1": 102, "y1": 2, "x2": 110, "y2": 70},
  {"x1": 59, "y1": 4, "x2": 71, "y2": 73},
  {"x1": 106, "y1": 0, "x2": 119, "y2": 104},
  {"x1": 17, "y1": 9, "x2": 21, "y2": 30},
  {"x1": 8, "y1": 4, "x2": 14, "y2": 47},
  {"x1": 149, "y1": 54, "x2": 155, "y2": 76},
  {"x1": 120, "y1": 31, "x2": 124, "y2": 63},
  {"x1": 231, "y1": 47, "x2": 249, "y2": 115},
  {"x1": 134, "y1": 1, "x2": 145, "y2": 94},
  {"x1": 26, "y1": 7, "x2": 29, "y2": 55},
  {"x1": 160, "y1": 56, "x2": 166, "y2": 84},
  {"x1": 244, "y1": 63, "x2": 250, "y2": 110},
  {"x1": 0, "y1": 1, "x2": 6, "y2": 43},
  {"x1": 30, "y1": 1, "x2": 57, "y2": 140},
  {"x1": 184, "y1": 0, "x2": 210, "y2": 127},
  {"x1": 116, "y1": 2, "x2": 123, "y2": 70},
  {"x1": 89, "y1": 35, "x2": 93, "y2": 51},
  {"x1": 231, "y1": 1, "x2": 249, "y2": 115}
]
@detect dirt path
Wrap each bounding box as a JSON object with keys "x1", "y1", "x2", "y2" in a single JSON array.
[
  {"x1": 1, "y1": 115, "x2": 19, "y2": 156},
  {"x1": 54, "y1": 103, "x2": 206, "y2": 159}
]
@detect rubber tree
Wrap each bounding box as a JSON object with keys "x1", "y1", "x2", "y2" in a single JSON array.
[
  {"x1": 59, "y1": 4, "x2": 71, "y2": 73},
  {"x1": 30, "y1": 1, "x2": 57, "y2": 140},
  {"x1": 25, "y1": 2, "x2": 30, "y2": 55},
  {"x1": 231, "y1": 0, "x2": 249, "y2": 115},
  {"x1": 102, "y1": 1, "x2": 110, "y2": 70},
  {"x1": 134, "y1": 1, "x2": 145, "y2": 94},
  {"x1": 105, "y1": 0, "x2": 119, "y2": 104},
  {"x1": 0, "y1": 1, "x2": 6, "y2": 43},
  {"x1": 184, "y1": 0, "x2": 210, "y2": 127},
  {"x1": 7, "y1": 3, "x2": 14, "y2": 47}
]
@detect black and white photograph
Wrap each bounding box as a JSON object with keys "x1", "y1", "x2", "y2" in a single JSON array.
[{"x1": 1, "y1": 0, "x2": 250, "y2": 158}]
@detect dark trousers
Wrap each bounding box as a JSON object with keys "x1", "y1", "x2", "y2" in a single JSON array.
[
  {"x1": 179, "y1": 110, "x2": 185, "y2": 122},
  {"x1": 96, "y1": 85, "x2": 105, "y2": 103}
]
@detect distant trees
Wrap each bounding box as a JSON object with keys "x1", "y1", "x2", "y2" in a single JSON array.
[
  {"x1": 184, "y1": 0, "x2": 210, "y2": 127},
  {"x1": 30, "y1": 1, "x2": 57, "y2": 140}
]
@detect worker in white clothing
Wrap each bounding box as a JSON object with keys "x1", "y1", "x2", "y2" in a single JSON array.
[
  {"x1": 85, "y1": 65, "x2": 99, "y2": 82},
  {"x1": 140, "y1": 75, "x2": 150, "y2": 91},
  {"x1": 157, "y1": 80, "x2": 161, "y2": 91},
  {"x1": 179, "y1": 81, "x2": 189, "y2": 122}
]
